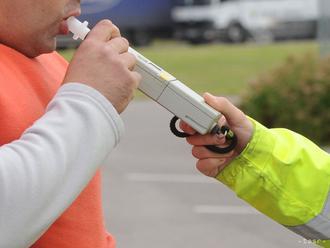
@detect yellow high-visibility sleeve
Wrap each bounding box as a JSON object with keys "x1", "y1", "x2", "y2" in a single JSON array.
[{"x1": 217, "y1": 118, "x2": 330, "y2": 247}]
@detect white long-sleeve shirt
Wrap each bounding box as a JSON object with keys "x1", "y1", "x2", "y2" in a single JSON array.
[{"x1": 0, "y1": 83, "x2": 124, "y2": 247}]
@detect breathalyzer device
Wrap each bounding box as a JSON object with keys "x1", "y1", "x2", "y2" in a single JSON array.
[{"x1": 67, "y1": 17, "x2": 237, "y2": 154}]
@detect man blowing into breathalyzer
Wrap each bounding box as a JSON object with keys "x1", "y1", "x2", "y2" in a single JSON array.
[{"x1": 0, "y1": 0, "x2": 141, "y2": 247}]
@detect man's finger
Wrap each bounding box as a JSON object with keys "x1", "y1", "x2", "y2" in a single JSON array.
[
  {"x1": 87, "y1": 20, "x2": 121, "y2": 42},
  {"x1": 119, "y1": 52, "x2": 137, "y2": 71},
  {"x1": 131, "y1": 71, "x2": 142, "y2": 88},
  {"x1": 107, "y1": 37, "x2": 129, "y2": 54}
]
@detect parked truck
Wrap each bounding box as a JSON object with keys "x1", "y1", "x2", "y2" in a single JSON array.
[
  {"x1": 172, "y1": 0, "x2": 319, "y2": 44},
  {"x1": 57, "y1": 0, "x2": 174, "y2": 48}
]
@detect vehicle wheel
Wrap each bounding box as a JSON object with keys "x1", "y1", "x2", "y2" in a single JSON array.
[
  {"x1": 188, "y1": 33, "x2": 215, "y2": 45},
  {"x1": 131, "y1": 30, "x2": 152, "y2": 47},
  {"x1": 188, "y1": 37, "x2": 209, "y2": 45},
  {"x1": 226, "y1": 23, "x2": 247, "y2": 43}
]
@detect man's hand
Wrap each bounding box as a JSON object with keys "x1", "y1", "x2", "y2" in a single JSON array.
[
  {"x1": 180, "y1": 93, "x2": 254, "y2": 177},
  {"x1": 63, "y1": 20, "x2": 141, "y2": 113}
]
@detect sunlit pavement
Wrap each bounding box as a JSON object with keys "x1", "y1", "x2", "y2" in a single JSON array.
[{"x1": 101, "y1": 99, "x2": 315, "y2": 248}]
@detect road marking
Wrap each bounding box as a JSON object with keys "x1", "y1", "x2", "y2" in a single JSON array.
[
  {"x1": 194, "y1": 205, "x2": 260, "y2": 215},
  {"x1": 126, "y1": 173, "x2": 217, "y2": 184}
]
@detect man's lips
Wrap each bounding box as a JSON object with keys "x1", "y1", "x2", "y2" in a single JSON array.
[
  {"x1": 59, "y1": 9, "x2": 81, "y2": 35},
  {"x1": 59, "y1": 20, "x2": 69, "y2": 35}
]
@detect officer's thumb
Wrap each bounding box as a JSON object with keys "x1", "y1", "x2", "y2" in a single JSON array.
[{"x1": 203, "y1": 92, "x2": 243, "y2": 126}]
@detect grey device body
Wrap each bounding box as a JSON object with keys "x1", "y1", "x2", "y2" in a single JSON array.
[
  {"x1": 129, "y1": 48, "x2": 221, "y2": 135},
  {"x1": 67, "y1": 17, "x2": 221, "y2": 135}
]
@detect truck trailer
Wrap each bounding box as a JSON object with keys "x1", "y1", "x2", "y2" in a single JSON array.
[{"x1": 57, "y1": 0, "x2": 174, "y2": 48}]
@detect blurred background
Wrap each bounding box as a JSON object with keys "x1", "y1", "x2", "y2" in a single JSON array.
[{"x1": 57, "y1": 0, "x2": 330, "y2": 247}]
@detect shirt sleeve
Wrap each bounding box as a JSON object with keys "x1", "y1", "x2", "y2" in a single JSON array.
[
  {"x1": 0, "y1": 83, "x2": 124, "y2": 247},
  {"x1": 216, "y1": 118, "x2": 330, "y2": 246}
]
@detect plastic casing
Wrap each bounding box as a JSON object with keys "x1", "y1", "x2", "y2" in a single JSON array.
[{"x1": 129, "y1": 48, "x2": 221, "y2": 135}]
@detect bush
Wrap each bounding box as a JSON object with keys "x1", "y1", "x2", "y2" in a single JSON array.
[{"x1": 241, "y1": 54, "x2": 330, "y2": 145}]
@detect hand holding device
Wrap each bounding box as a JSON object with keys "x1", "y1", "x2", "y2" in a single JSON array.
[
  {"x1": 64, "y1": 20, "x2": 140, "y2": 113},
  {"x1": 67, "y1": 17, "x2": 237, "y2": 154},
  {"x1": 181, "y1": 93, "x2": 254, "y2": 177}
]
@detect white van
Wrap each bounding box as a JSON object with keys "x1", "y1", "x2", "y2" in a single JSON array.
[{"x1": 172, "y1": 0, "x2": 319, "y2": 43}]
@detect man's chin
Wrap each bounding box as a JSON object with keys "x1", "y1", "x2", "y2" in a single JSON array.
[{"x1": 29, "y1": 39, "x2": 57, "y2": 57}]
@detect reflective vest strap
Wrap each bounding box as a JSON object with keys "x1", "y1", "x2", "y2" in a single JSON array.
[{"x1": 287, "y1": 193, "x2": 330, "y2": 240}]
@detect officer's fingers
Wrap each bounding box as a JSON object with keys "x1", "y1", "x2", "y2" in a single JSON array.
[
  {"x1": 87, "y1": 20, "x2": 120, "y2": 42},
  {"x1": 119, "y1": 52, "x2": 137, "y2": 71},
  {"x1": 107, "y1": 37, "x2": 129, "y2": 54},
  {"x1": 186, "y1": 133, "x2": 226, "y2": 146},
  {"x1": 192, "y1": 146, "x2": 234, "y2": 159},
  {"x1": 196, "y1": 158, "x2": 227, "y2": 178},
  {"x1": 179, "y1": 121, "x2": 197, "y2": 135},
  {"x1": 218, "y1": 115, "x2": 228, "y2": 127}
]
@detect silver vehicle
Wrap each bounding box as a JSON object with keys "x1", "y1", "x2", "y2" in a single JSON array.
[{"x1": 172, "y1": 0, "x2": 319, "y2": 43}]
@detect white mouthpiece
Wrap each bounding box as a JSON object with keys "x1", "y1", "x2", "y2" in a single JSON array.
[{"x1": 67, "y1": 16, "x2": 90, "y2": 40}]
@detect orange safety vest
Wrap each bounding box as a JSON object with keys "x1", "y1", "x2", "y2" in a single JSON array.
[{"x1": 0, "y1": 44, "x2": 115, "y2": 248}]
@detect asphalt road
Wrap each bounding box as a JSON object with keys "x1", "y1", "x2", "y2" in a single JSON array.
[{"x1": 101, "y1": 100, "x2": 316, "y2": 248}]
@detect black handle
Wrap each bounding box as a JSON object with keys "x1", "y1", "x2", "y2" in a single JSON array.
[{"x1": 170, "y1": 116, "x2": 237, "y2": 154}]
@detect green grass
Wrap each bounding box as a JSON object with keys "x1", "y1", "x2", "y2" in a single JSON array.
[{"x1": 58, "y1": 40, "x2": 318, "y2": 95}]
